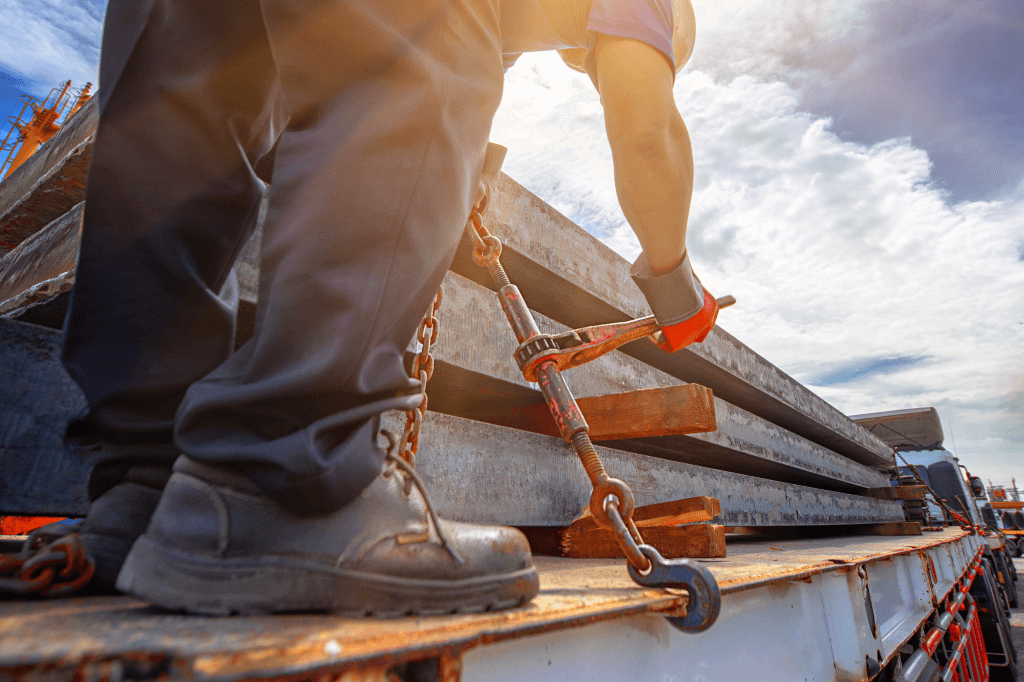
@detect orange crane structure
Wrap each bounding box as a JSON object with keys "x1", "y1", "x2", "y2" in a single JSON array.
[{"x1": 0, "y1": 80, "x2": 91, "y2": 181}]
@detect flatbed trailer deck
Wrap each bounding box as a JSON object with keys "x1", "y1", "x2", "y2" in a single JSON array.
[{"x1": 0, "y1": 529, "x2": 981, "y2": 681}]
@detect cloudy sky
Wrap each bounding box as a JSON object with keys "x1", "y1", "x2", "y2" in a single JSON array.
[
  {"x1": 1, "y1": 0, "x2": 1021, "y2": 488},
  {"x1": 491, "y1": 0, "x2": 1024, "y2": 489}
]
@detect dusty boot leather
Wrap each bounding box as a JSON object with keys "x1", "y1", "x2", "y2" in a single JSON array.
[{"x1": 117, "y1": 452, "x2": 539, "y2": 616}]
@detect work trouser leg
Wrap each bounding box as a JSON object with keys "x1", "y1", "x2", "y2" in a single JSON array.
[
  {"x1": 173, "y1": 0, "x2": 504, "y2": 514},
  {"x1": 61, "y1": 0, "x2": 281, "y2": 498}
]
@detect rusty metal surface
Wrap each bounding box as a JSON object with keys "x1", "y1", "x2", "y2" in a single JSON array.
[
  {"x1": 0, "y1": 566, "x2": 684, "y2": 681},
  {"x1": 0, "y1": 98, "x2": 96, "y2": 256},
  {"x1": 445, "y1": 174, "x2": 893, "y2": 470},
  {"x1": 0, "y1": 529, "x2": 972, "y2": 681},
  {"x1": 391, "y1": 412, "x2": 904, "y2": 527},
  {"x1": 709, "y1": 527, "x2": 970, "y2": 595}
]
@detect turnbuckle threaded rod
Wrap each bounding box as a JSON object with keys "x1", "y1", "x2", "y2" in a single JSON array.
[
  {"x1": 468, "y1": 210, "x2": 648, "y2": 573},
  {"x1": 571, "y1": 430, "x2": 607, "y2": 486},
  {"x1": 487, "y1": 258, "x2": 511, "y2": 289}
]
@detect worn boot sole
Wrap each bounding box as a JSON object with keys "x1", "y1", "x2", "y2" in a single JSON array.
[{"x1": 117, "y1": 535, "x2": 540, "y2": 617}]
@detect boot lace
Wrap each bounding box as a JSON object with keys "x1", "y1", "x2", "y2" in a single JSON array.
[{"x1": 380, "y1": 430, "x2": 464, "y2": 565}]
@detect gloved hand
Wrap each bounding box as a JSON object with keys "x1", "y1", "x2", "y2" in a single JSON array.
[{"x1": 630, "y1": 251, "x2": 720, "y2": 353}]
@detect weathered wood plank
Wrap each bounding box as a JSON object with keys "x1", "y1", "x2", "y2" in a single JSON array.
[
  {"x1": 572, "y1": 496, "x2": 721, "y2": 532},
  {"x1": 470, "y1": 385, "x2": 716, "y2": 441},
  {"x1": 560, "y1": 524, "x2": 726, "y2": 559},
  {"x1": 863, "y1": 486, "x2": 926, "y2": 500}
]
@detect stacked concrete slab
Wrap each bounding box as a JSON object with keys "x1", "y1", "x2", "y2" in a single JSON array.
[{"x1": 0, "y1": 99, "x2": 902, "y2": 527}]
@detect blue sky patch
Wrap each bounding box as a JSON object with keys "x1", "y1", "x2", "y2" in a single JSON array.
[{"x1": 808, "y1": 355, "x2": 931, "y2": 387}]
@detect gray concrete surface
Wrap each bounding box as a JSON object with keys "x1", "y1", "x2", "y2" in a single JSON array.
[
  {"x1": 381, "y1": 410, "x2": 906, "y2": 527},
  {"x1": 0, "y1": 99, "x2": 96, "y2": 255}
]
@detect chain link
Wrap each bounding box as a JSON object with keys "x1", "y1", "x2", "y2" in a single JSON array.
[
  {"x1": 0, "y1": 523, "x2": 95, "y2": 596},
  {"x1": 399, "y1": 287, "x2": 443, "y2": 468},
  {"x1": 464, "y1": 207, "x2": 651, "y2": 574}
]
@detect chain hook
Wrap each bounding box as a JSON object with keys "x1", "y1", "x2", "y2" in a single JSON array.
[{"x1": 627, "y1": 544, "x2": 722, "y2": 633}]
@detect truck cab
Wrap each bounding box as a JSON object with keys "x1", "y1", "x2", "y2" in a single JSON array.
[{"x1": 854, "y1": 408, "x2": 1020, "y2": 680}]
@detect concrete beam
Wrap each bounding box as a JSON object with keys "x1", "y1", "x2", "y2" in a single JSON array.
[
  {"x1": 0, "y1": 319, "x2": 92, "y2": 517},
  {"x1": 0, "y1": 98, "x2": 96, "y2": 255},
  {"x1": 0, "y1": 202, "x2": 81, "y2": 312},
  {"x1": 407, "y1": 272, "x2": 889, "y2": 492},
  {"x1": 0, "y1": 314, "x2": 896, "y2": 528},
  {"x1": 383, "y1": 411, "x2": 906, "y2": 527},
  {"x1": 0, "y1": 110, "x2": 890, "y2": 472},
  {"x1": 235, "y1": 269, "x2": 886, "y2": 491},
  {"x1": 447, "y1": 174, "x2": 894, "y2": 470}
]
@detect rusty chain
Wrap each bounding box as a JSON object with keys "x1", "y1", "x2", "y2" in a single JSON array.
[
  {"x1": 0, "y1": 522, "x2": 95, "y2": 597},
  {"x1": 398, "y1": 286, "x2": 443, "y2": 468},
  {"x1": 466, "y1": 208, "x2": 652, "y2": 574}
]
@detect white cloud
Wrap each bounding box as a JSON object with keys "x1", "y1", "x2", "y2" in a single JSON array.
[
  {"x1": 688, "y1": 0, "x2": 871, "y2": 81},
  {"x1": 0, "y1": 0, "x2": 101, "y2": 94},
  {"x1": 492, "y1": 52, "x2": 1024, "y2": 485}
]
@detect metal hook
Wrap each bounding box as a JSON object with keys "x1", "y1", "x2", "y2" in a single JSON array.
[{"x1": 627, "y1": 544, "x2": 721, "y2": 633}]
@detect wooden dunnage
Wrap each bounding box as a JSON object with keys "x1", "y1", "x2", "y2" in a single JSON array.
[{"x1": 471, "y1": 385, "x2": 716, "y2": 441}]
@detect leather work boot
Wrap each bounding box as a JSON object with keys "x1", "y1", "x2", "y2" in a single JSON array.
[
  {"x1": 78, "y1": 480, "x2": 165, "y2": 590},
  {"x1": 117, "y1": 453, "x2": 540, "y2": 616}
]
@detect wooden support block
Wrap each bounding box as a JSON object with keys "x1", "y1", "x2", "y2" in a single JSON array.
[
  {"x1": 471, "y1": 385, "x2": 716, "y2": 441},
  {"x1": 570, "y1": 496, "x2": 721, "y2": 533},
  {"x1": 522, "y1": 497, "x2": 726, "y2": 559},
  {"x1": 863, "y1": 486, "x2": 927, "y2": 500},
  {"x1": 561, "y1": 524, "x2": 726, "y2": 559},
  {"x1": 990, "y1": 501, "x2": 1024, "y2": 510}
]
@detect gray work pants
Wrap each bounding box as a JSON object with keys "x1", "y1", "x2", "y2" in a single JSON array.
[{"x1": 62, "y1": 0, "x2": 503, "y2": 514}]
